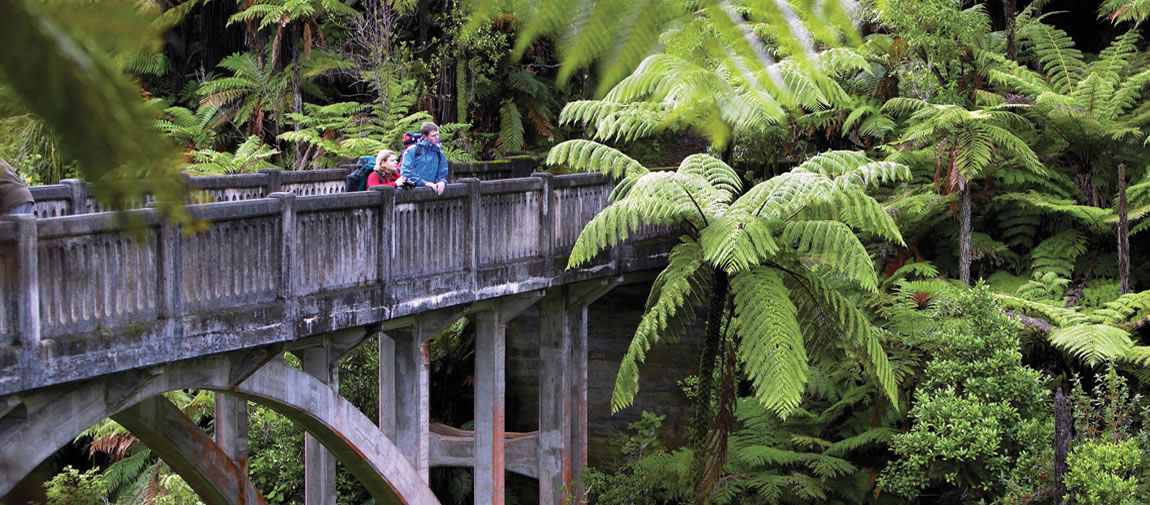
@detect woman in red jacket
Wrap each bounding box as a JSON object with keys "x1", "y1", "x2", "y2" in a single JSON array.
[{"x1": 366, "y1": 149, "x2": 406, "y2": 188}]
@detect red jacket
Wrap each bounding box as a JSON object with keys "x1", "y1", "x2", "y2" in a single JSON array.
[{"x1": 367, "y1": 170, "x2": 401, "y2": 188}]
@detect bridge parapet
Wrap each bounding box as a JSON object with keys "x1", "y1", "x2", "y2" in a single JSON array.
[
  {"x1": 0, "y1": 173, "x2": 671, "y2": 398},
  {"x1": 28, "y1": 158, "x2": 542, "y2": 218}
]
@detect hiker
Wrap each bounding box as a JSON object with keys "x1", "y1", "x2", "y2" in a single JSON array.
[
  {"x1": 1, "y1": 158, "x2": 34, "y2": 215},
  {"x1": 366, "y1": 149, "x2": 405, "y2": 188},
  {"x1": 399, "y1": 122, "x2": 448, "y2": 195}
]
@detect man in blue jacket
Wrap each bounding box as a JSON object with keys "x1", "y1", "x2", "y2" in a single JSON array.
[{"x1": 400, "y1": 122, "x2": 448, "y2": 195}]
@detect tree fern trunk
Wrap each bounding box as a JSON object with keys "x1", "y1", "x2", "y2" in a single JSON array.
[
  {"x1": 1119, "y1": 163, "x2": 1131, "y2": 294},
  {"x1": 291, "y1": 26, "x2": 303, "y2": 166},
  {"x1": 1053, "y1": 388, "x2": 1071, "y2": 505},
  {"x1": 959, "y1": 185, "x2": 972, "y2": 285},
  {"x1": 1004, "y1": 0, "x2": 1017, "y2": 60},
  {"x1": 692, "y1": 268, "x2": 728, "y2": 449}
]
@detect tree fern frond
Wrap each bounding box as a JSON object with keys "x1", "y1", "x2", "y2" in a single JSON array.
[
  {"x1": 731, "y1": 267, "x2": 807, "y2": 417},
  {"x1": 1029, "y1": 229, "x2": 1087, "y2": 278},
  {"x1": 997, "y1": 192, "x2": 1114, "y2": 232},
  {"x1": 1048, "y1": 324, "x2": 1134, "y2": 366},
  {"x1": 782, "y1": 220, "x2": 879, "y2": 292},
  {"x1": 611, "y1": 240, "x2": 708, "y2": 412},
  {"x1": 545, "y1": 139, "x2": 648, "y2": 178},
  {"x1": 677, "y1": 153, "x2": 742, "y2": 203},
  {"x1": 731, "y1": 172, "x2": 833, "y2": 219},
  {"x1": 828, "y1": 184, "x2": 905, "y2": 244},
  {"x1": 1090, "y1": 290, "x2": 1150, "y2": 325},
  {"x1": 996, "y1": 293, "x2": 1089, "y2": 327},
  {"x1": 699, "y1": 214, "x2": 780, "y2": 274},
  {"x1": 1022, "y1": 21, "x2": 1086, "y2": 94}
]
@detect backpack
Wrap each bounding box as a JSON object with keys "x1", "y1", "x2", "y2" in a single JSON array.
[
  {"x1": 397, "y1": 132, "x2": 422, "y2": 168},
  {"x1": 343, "y1": 155, "x2": 376, "y2": 192}
]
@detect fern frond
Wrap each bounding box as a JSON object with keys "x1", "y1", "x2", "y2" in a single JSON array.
[
  {"x1": 997, "y1": 192, "x2": 1114, "y2": 232},
  {"x1": 699, "y1": 214, "x2": 780, "y2": 274},
  {"x1": 782, "y1": 220, "x2": 878, "y2": 292},
  {"x1": 1048, "y1": 324, "x2": 1134, "y2": 366},
  {"x1": 611, "y1": 240, "x2": 708, "y2": 412},
  {"x1": 731, "y1": 172, "x2": 833, "y2": 219},
  {"x1": 1022, "y1": 21, "x2": 1086, "y2": 94},
  {"x1": 545, "y1": 139, "x2": 648, "y2": 178},
  {"x1": 1090, "y1": 290, "x2": 1150, "y2": 325},
  {"x1": 996, "y1": 293, "x2": 1089, "y2": 326},
  {"x1": 731, "y1": 267, "x2": 807, "y2": 416},
  {"x1": 1030, "y1": 229, "x2": 1087, "y2": 278},
  {"x1": 677, "y1": 154, "x2": 743, "y2": 203}
]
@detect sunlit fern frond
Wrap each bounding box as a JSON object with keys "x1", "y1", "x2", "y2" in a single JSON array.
[
  {"x1": 545, "y1": 139, "x2": 648, "y2": 179},
  {"x1": 698, "y1": 213, "x2": 780, "y2": 274},
  {"x1": 782, "y1": 220, "x2": 878, "y2": 292},
  {"x1": 996, "y1": 293, "x2": 1089, "y2": 326},
  {"x1": 676, "y1": 153, "x2": 742, "y2": 203},
  {"x1": 730, "y1": 172, "x2": 833, "y2": 219},
  {"x1": 611, "y1": 239, "x2": 708, "y2": 412},
  {"x1": 730, "y1": 267, "x2": 807, "y2": 417},
  {"x1": 1049, "y1": 324, "x2": 1134, "y2": 367}
]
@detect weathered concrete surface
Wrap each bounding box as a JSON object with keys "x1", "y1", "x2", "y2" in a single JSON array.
[
  {"x1": 0, "y1": 349, "x2": 439, "y2": 505},
  {"x1": 0, "y1": 173, "x2": 679, "y2": 398},
  {"x1": 112, "y1": 396, "x2": 267, "y2": 505},
  {"x1": 427, "y1": 423, "x2": 539, "y2": 478}
]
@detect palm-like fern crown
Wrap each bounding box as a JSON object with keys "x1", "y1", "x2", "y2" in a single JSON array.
[
  {"x1": 980, "y1": 18, "x2": 1150, "y2": 143},
  {"x1": 548, "y1": 141, "x2": 908, "y2": 416},
  {"x1": 883, "y1": 99, "x2": 1045, "y2": 190}
]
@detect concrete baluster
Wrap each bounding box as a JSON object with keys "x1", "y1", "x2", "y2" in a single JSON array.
[
  {"x1": 532, "y1": 172, "x2": 555, "y2": 280},
  {"x1": 463, "y1": 178, "x2": 481, "y2": 290}
]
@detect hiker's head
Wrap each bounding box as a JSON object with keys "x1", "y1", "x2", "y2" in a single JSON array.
[
  {"x1": 375, "y1": 149, "x2": 398, "y2": 173},
  {"x1": 420, "y1": 122, "x2": 440, "y2": 144}
]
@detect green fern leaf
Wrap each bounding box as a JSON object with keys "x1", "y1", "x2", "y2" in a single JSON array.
[
  {"x1": 782, "y1": 220, "x2": 878, "y2": 292},
  {"x1": 611, "y1": 240, "x2": 708, "y2": 412},
  {"x1": 1049, "y1": 324, "x2": 1134, "y2": 366},
  {"x1": 731, "y1": 267, "x2": 807, "y2": 416}
]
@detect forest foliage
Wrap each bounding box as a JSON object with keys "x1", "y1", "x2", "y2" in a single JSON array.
[{"x1": 14, "y1": 0, "x2": 1150, "y2": 504}]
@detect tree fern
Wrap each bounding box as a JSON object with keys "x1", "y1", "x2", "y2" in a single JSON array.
[
  {"x1": 545, "y1": 139, "x2": 646, "y2": 178},
  {"x1": 611, "y1": 240, "x2": 709, "y2": 412}
]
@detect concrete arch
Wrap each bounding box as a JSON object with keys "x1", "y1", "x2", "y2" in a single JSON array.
[
  {"x1": 111, "y1": 396, "x2": 267, "y2": 505},
  {"x1": 0, "y1": 349, "x2": 439, "y2": 505}
]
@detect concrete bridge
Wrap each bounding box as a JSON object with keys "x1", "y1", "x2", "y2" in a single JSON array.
[{"x1": 0, "y1": 169, "x2": 672, "y2": 505}]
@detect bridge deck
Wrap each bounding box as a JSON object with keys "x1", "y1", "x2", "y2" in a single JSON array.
[{"x1": 0, "y1": 173, "x2": 671, "y2": 397}]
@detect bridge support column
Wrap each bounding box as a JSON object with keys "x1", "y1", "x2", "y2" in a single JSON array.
[
  {"x1": 538, "y1": 280, "x2": 619, "y2": 505},
  {"x1": 213, "y1": 394, "x2": 248, "y2": 473},
  {"x1": 472, "y1": 293, "x2": 543, "y2": 505},
  {"x1": 473, "y1": 308, "x2": 507, "y2": 505},
  {"x1": 301, "y1": 347, "x2": 338, "y2": 505},
  {"x1": 381, "y1": 326, "x2": 430, "y2": 483}
]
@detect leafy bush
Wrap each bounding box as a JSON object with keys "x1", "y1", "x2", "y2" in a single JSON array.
[{"x1": 880, "y1": 285, "x2": 1052, "y2": 500}]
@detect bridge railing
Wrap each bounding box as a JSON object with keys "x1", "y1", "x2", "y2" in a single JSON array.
[
  {"x1": 0, "y1": 172, "x2": 673, "y2": 394},
  {"x1": 28, "y1": 158, "x2": 542, "y2": 218}
]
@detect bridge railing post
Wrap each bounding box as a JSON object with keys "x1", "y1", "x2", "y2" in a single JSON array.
[
  {"x1": 59, "y1": 179, "x2": 88, "y2": 216},
  {"x1": 269, "y1": 192, "x2": 297, "y2": 301},
  {"x1": 463, "y1": 178, "x2": 481, "y2": 291},
  {"x1": 371, "y1": 186, "x2": 396, "y2": 297},
  {"x1": 532, "y1": 172, "x2": 555, "y2": 280},
  {"x1": 259, "y1": 168, "x2": 282, "y2": 195},
  {"x1": 157, "y1": 218, "x2": 183, "y2": 321},
  {"x1": 11, "y1": 215, "x2": 40, "y2": 349}
]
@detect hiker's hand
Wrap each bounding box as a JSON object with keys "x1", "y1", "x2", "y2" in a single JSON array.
[
  {"x1": 433, "y1": 182, "x2": 445, "y2": 195},
  {"x1": 395, "y1": 176, "x2": 406, "y2": 186}
]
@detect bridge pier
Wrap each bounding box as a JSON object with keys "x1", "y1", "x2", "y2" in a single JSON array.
[{"x1": 213, "y1": 394, "x2": 249, "y2": 478}]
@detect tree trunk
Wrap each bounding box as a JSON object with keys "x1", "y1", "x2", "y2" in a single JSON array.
[
  {"x1": 1004, "y1": 0, "x2": 1018, "y2": 61},
  {"x1": 959, "y1": 185, "x2": 973, "y2": 285},
  {"x1": 691, "y1": 268, "x2": 729, "y2": 450},
  {"x1": 292, "y1": 25, "x2": 304, "y2": 166},
  {"x1": 1053, "y1": 388, "x2": 1072, "y2": 505},
  {"x1": 1119, "y1": 163, "x2": 1131, "y2": 294}
]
